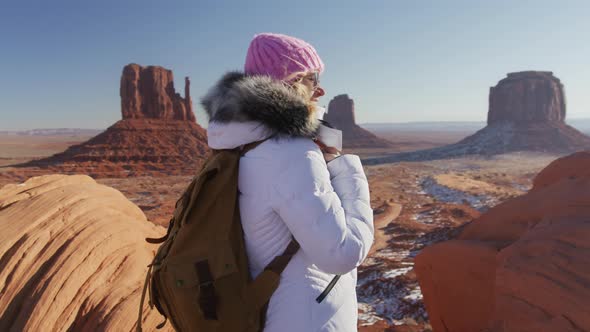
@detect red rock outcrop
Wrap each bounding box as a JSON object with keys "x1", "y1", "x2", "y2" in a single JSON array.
[
  {"x1": 467, "y1": 71, "x2": 590, "y2": 154},
  {"x1": 21, "y1": 64, "x2": 209, "y2": 177},
  {"x1": 0, "y1": 175, "x2": 171, "y2": 331},
  {"x1": 325, "y1": 94, "x2": 357, "y2": 130},
  {"x1": 27, "y1": 119, "x2": 209, "y2": 177},
  {"x1": 324, "y1": 94, "x2": 393, "y2": 149},
  {"x1": 365, "y1": 71, "x2": 590, "y2": 164},
  {"x1": 121, "y1": 64, "x2": 195, "y2": 121},
  {"x1": 488, "y1": 71, "x2": 565, "y2": 124},
  {"x1": 414, "y1": 151, "x2": 590, "y2": 331},
  {"x1": 531, "y1": 150, "x2": 590, "y2": 190}
]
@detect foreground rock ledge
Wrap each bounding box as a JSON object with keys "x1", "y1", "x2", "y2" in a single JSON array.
[
  {"x1": 415, "y1": 151, "x2": 590, "y2": 331},
  {"x1": 0, "y1": 174, "x2": 170, "y2": 331}
]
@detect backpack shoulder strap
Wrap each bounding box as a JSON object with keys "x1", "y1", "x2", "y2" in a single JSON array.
[
  {"x1": 239, "y1": 136, "x2": 273, "y2": 156},
  {"x1": 264, "y1": 238, "x2": 300, "y2": 274},
  {"x1": 242, "y1": 237, "x2": 299, "y2": 310}
]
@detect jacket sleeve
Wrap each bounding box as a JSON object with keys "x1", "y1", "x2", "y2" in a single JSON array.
[{"x1": 271, "y1": 147, "x2": 374, "y2": 275}]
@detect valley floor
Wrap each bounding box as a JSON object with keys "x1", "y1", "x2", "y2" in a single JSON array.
[{"x1": 0, "y1": 133, "x2": 560, "y2": 331}]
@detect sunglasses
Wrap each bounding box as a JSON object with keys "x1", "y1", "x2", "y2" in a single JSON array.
[{"x1": 300, "y1": 72, "x2": 320, "y2": 88}]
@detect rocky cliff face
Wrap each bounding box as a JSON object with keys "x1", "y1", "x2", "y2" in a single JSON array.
[
  {"x1": 488, "y1": 71, "x2": 565, "y2": 125},
  {"x1": 365, "y1": 71, "x2": 590, "y2": 164},
  {"x1": 324, "y1": 94, "x2": 393, "y2": 149},
  {"x1": 325, "y1": 94, "x2": 356, "y2": 130},
  {"x1": 21, "y1": 64, "x2": 209, "y2": 177},
  {"x1": 0, "y1": 175, "x2": 171, "y2": 331},
  {"x1": 414, "y1": 151, "x2": 590, "y2": 331},
  {"x1": 120, "y1": 63, "x2": 195, "y2": 121}
]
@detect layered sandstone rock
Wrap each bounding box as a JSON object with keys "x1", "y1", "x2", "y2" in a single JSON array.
[
  {"x1": 121, "y1": 63, "x2": 195, "y2": 121},
  {"x1": 0, "y1": 175, "x2": 171, "y2": 331},
  {"x1": 414, "y1": 151, "x2": 590, "y2": 331},
  {"x1": 21, "y1": 64, "x2": 209, "y2": 177},
  {"x1": 466, "y1": 71, "x2": 589, "y2": 154},
  {"x1": 324, "y1": 94, "x2": 393, "y2": 149},
  {"x1": 27, "y1": 119, "x2": 209, "y2": 177},
  {"x1": 488, "y1": 71, "x2": 565, "y2": 124},
  {"x1": 365, "y1": 71, "x2": 590, "y2": 164},
  {"x1": 325, "y1": 94, "x2": 357, "y2": 130}
]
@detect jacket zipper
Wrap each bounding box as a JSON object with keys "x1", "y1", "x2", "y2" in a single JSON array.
[{"x1": 315, "y1": 275, "x2": 340, "y2": 303}]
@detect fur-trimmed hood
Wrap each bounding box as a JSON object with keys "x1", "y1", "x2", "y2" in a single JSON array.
[{"x1": 201, "y1": 72, "x2": 320, "y2": 149}]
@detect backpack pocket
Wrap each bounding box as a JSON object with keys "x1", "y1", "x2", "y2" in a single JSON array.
[{"x1": 160, "y1": 260, "x2": 221, "y2": 331}]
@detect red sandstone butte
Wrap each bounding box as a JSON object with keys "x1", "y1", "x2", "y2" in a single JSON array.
[
  {"x1": 22, "y1": 64, "x2": 209, "y2": 177},
  {"x1": 414, "y1": 151, "x2": 590, "y2": 331},
  {"x1": 324, "y1": 94, "x2": 393, "y2": 149},
  {"x1": 364, "y1": 71, "x2": 590, "y2": 164},
  {"x1": 120, "y1": 63, "x2": 195, "y2": 121},
  {"x1": 455, "y1": 71, "x2": 590, "y2": 154}
]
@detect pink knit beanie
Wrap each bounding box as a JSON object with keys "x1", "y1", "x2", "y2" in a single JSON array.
[{"x1": 244, "y1": 33, "x2": 325, "y2": 82}]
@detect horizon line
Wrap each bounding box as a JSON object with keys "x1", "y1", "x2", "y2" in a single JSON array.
[{"x1": 2, "y1": 117, "x2": 590, "y2": 132}]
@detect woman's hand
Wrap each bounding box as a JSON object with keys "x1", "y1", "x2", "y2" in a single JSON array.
[
  {"x1": 322, "y1": 146, "x2": 340, "y2": 162},
  {"x1": 314, "y1": 139, "x2": 341, "y2": 162}
]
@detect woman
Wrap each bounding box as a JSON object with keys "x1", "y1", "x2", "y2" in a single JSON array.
[{"x1": 201, "y1": 33, "x2": 374, "y2": 332}]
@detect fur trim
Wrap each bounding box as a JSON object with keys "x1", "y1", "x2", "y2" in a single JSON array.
[{"x1": 201, "y1": 72, "x2": 319, "y2": 138}]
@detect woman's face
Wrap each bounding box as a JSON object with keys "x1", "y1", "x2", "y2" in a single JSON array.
[{"x1": 299, "y1": 72, "x2": 325, "y2": 102}]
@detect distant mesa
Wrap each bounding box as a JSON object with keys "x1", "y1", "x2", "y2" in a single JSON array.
[
  {"x1": 324, "y1": 94, "x2": 356, "y2": 130},
  {"x1": 19, "y1": 64, "x2": 209, "y2": 177},
  {"x1": 0, "y1": 128, "x2": 104, "y2": 136},
  {"x1": 414, "y1": 151, "x2": 590, "y2": 331},
  {"x1": 365, "y1": 71, "x2": 590, "y2": 164},
  {"x1": 459, "y1": 71, "x2": 590, "y2": 154},
  {"x1": 487, "y1": 71, "x2": 565, "y2": 125},
  {"x1": 324, "y1": 94, "x2": 394, "y2": 148}
]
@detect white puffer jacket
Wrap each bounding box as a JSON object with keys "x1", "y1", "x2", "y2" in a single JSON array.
[{"x1": 202, "y1": 72, "x2": 374, "y2": 332}]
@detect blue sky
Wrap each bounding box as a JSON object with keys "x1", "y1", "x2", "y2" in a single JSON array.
[{"x1": 1, "y1": 0, "x2": 589, "y2": 129}]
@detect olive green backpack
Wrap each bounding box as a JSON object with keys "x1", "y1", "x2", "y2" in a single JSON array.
[{"x1": 136, "y1": 140, "x2": 299, "y2": 332}]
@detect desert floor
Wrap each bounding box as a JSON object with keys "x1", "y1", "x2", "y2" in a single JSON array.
[{"x1": 0, "y1": 132, "x2": 561, "y2": 331}]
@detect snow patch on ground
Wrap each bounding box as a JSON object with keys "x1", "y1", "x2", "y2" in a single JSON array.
[
  {"x1": 373, "y1": 248, "x2": 411, "y2": 261},
  {"x1": 512, "y1": 182, "x2": 530, "y2": 192},
  {"x1": 412, "y1": 209, "x2": 436, "y2": 224},
  {"x1": 404, "y1": 285, "x2": 423, "y2": 302},
  {"x1": 420, "y1": 176, "x2": 491, "y2": 211},
  {"x1": 357, "y1": 265, "x2": 427, "y2": 326},
  {"x1": 358, "y1": 303, "x2": 383, "y2": 326},
  {"x1": 382, "y1": 267, "x2": 413, "y2": 279}
]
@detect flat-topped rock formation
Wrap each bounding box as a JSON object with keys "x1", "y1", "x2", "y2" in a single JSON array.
[
  {"x1": 488, "y1": 71, "x2": 566, "y2": 124},
  {"x1": 414, "y1": 151, "x2": 590, "y2": 331},
  {"x1": 0, "y1": 175, "x2": 171, "y2": 331},
  {"x1": 365, "y1": 71, "x2": 590, "y2": 164},
  {"x1": 324, "y1": 94, "x2": 393, "y2": 149},
  {"x1": 20, "y1": 64, "x2": 209, "y2": 177}
]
